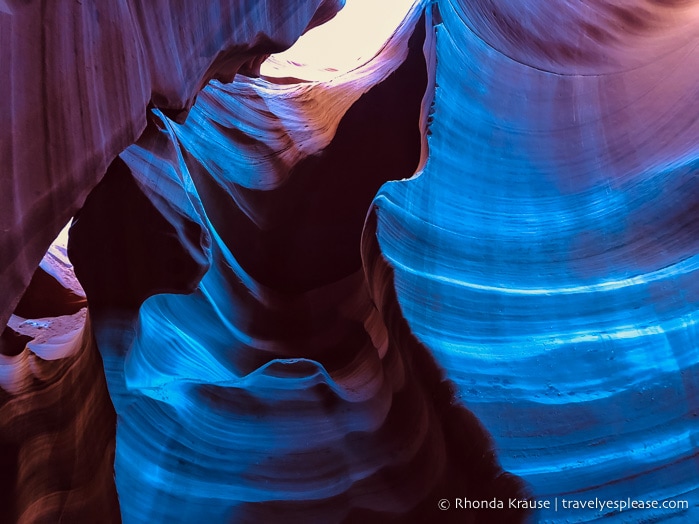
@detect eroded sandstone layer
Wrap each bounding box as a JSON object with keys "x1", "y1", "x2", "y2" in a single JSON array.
[
  {"x1": 67, "y1": 4, "x2": 528, "y2": 521},
  {"x1": 0, "y1": 0, "x2": 343, "y2": 331},
  {"x1": 3, "y1": 0, "x2": 698, "y2": 522},
  {"x1": 373, "y1": 0, "x2": 699, "y2": 521}
]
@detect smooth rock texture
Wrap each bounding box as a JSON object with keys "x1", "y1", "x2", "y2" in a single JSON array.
[
  {"x1": 0, "y1": 0, "x2": 344, "y2": 331},
  {"x1": 0, "y1": 309, "x2": 119, "y2": 523},
  {"x1": 1, "y1": 2, "x2": 358, "y2": 523},
  {"x1": 3, "y1": 0, "x2": 698, "y2": 522},
  {"x1": 0, "y1": 226, "x2": 115, "y2": 523},
  {"x1": 67, "y1": 4, "x2": 528, "y2": 521},
  {"x1": 373, "y1": 0, "x2": 699, "y2": 521}
]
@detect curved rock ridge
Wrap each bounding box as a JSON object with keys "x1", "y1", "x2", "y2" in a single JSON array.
[
  {"x1": 0, "y1": 0, "x2": 344, "y2": 332},
  {"x1": 0, "y1": 310, "x2": 119, "y2": 523},
  {"x1": 373, "y1": 0, "x2": 699, "y2": 521},
  {"x1": 68, "y1": 3, "x2": 529, "y2": 522},
  {"x1": 8, "y1": 0, "x2": 694, "y2": 522},
  {"x1": 2, "y1": 1, "x2": 343, "y2": 522},
  {"x1": 0, "y1": 226, "x2": 118, "y2": 522}
]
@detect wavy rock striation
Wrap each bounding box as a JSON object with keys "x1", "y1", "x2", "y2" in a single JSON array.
[
  {"x1": 1, "y1": 1, "x2": 346, "y2": 522},
  {"x1": 0, "y1": 0, "x2": 344, "y2": 331},
  {"x1": 0, "y1": 224, "x2": 117, "y2": 523},
  {"x1": 4, "y1": 0, "x2": 695, "y2": 522},
  {"x1": 67, "y1": 4, "x2": 529, "y2": 522},
  {"x1": 373, "y1": 0, "x2": 699, "y2": 521},
  {"x1": 0, "y1": 314, "x2": 119, "y2": 524}
]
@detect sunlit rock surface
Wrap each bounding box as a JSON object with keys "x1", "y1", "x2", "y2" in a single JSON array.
[{"x1": 373, "y1": 0, "x2": 699, "y2": 521}]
